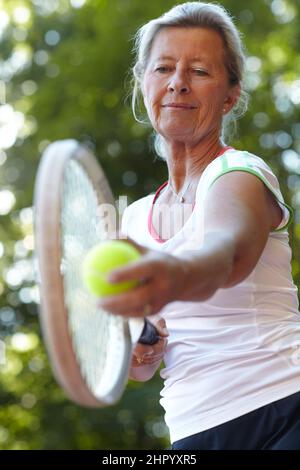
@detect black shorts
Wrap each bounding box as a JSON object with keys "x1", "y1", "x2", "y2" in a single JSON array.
[{"x1": 172, "y1": 391, "x2": 300, "y2": 450}]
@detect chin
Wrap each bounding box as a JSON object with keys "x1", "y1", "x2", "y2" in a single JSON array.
[{"x1": 159, "y1": 127, "x2": 198, "y2": 142}]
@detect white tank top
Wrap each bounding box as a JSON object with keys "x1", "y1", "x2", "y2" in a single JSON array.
[{"x1": 121, "y1": 148, "x2": 300, "y2": 444}]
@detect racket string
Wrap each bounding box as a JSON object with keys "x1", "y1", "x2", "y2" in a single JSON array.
[{"x1": 60, "y1": 159, "x2": 128, "y2": 401}]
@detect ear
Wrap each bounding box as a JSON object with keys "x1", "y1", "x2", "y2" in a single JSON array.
[{"x1": 224, "y1": 84, "x2": 241, "y2": 113}]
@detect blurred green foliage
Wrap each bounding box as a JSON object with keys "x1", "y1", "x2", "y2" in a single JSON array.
[{"x1": 0, "y1": 0, "x2": 300, "y2": 449}]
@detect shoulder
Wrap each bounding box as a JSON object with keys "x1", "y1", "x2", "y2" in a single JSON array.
[
  {"x1": 206, "y1": 148, "x2": 276, "y2": 177},
  {"x1": 201, "y1": 148, "x2": 293, "y2": 233},
  {"x1": 199, "y1": 148, "x2": 280, "y2": 197}
]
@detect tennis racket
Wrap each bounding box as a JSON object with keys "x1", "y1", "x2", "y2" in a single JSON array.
[{"x1": 33, "y1": 139, "x2": 159, "y2": 408}]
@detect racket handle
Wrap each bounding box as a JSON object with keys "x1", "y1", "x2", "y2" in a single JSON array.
[{"x1": 138, "y1": 319, "x2": 160, "y2": 345}]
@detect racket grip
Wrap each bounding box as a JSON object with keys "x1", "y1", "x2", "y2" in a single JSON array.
[{"x1": 138, "y1": 319, "x2": 160, "y2": 345}]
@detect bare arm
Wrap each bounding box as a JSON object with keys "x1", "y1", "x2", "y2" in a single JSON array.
[
  {"x1": 178, "y1": 170, "x2": 279, "y2": 300},
  {"x1": 98, "y1": 172, "x2": 279, "y2": 318}
]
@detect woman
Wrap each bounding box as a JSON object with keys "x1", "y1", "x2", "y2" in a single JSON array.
[{"x1": 98, "y1": 2, "x2": 300, "y2": 450}]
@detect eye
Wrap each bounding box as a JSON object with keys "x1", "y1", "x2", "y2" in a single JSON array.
[
  {"x1": 155, "y1": 66, "x2": 171, "y2": 73},
  {"x1": 193, "y1": 69, "x2": 208, "y2": 76}
]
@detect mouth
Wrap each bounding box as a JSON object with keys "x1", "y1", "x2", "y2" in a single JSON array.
[{"x1": 162, "y1": 103, "x2": 197, "y2": 109}]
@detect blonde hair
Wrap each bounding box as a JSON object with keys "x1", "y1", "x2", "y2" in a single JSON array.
[{"x1": 131, "y1": 2, "x2": 248, "y2": 158}]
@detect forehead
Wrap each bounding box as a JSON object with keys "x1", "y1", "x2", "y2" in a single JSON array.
[{"x1": 148, "y1": 27, "x2": 226, "y2": 65}]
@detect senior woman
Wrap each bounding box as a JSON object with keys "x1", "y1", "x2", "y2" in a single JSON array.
[{"x1": 98, "y1": 2, "x2": 300, "y2": 450}]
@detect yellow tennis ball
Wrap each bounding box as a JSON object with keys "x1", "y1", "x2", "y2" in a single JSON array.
[{"x1": 82, "y1": 240, "x2": 141, "y2": 297}]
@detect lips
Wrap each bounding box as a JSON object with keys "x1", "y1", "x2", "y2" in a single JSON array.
[{"x1": 162, "y1": 103, "x2": 197, "y2": 109}]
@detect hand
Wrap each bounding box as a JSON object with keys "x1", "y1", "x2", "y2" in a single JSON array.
[
  {"x1": 97, "y1": 235, "x2": 187, "y2": 317},
  {"x1": 131, "y1": 317, "x2": 169, "y2": 367}
]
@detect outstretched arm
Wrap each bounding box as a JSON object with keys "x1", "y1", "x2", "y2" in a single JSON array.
[
  {"x1": 176, "y1": 170, "x2": 281, "y2": 302},
  {"x1": 98, "y1": 171, "x2": 277, "y2": 316}
]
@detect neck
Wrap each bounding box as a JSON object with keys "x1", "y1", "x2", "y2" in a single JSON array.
[{"x1": 165, "y1": 135, "x2": 224, "y2": 192}]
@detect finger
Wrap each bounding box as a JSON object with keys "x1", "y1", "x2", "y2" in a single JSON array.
[
  {"x1": 131, "y1": 356, "x2": 145, "y2": 367},
  {"x1": 106, "y1": 257, "x2": 154, "y2": 284},
  {"x1": 150, "y1": 324, "x2": 168, "y2": 337},
  {"x1": 148, "y1": 317, "x2": 169, "y2": 337},
  {"x1": 134, "y1": 344, "x2": 154, "y2": 356},
  {"x1": 135, "y1": 350, "x2": 165, "y2": 364},
  {"x1": 120, "y1": 234, "x2": 148, "y2": 255},
  {"x1": 134, "y1": 340, "x2": 168, "y2": 360},
  {"x1": 157, "y1": 326, "x2": 169, "y2": 337},
  {"x1": 132, "y1": 338, "x2": 167, "y2": 366},
  {"x1": 156, "y1": 317, "x2": 168, "y2": 330},
  {"x1": 139, "y1": 355, "x2": 164, "y2": 365},
  {"x1": 97, "y1": 282, "x2": 153, "y2": 316}
]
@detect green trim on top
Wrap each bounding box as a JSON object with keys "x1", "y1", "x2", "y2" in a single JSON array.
[
  {"x1": 242, "y1": 152, "x2": 255, "y2": 169},
  {"x1": 221, "y1": 154, "x2": 229, "y2": 172},
  {"x1": 219, "y1": 150, "x2": 254, "y2": 172},
  {"x1": 207, "y1": 167, "x2": 294, "y2": 233}
]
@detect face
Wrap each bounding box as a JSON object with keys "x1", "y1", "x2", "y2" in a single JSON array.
[{"x1": 142, "y1": 27, "x2": 240, "y2": 145}]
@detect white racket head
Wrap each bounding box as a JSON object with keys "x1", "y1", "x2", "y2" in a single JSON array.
[{"x1": 33, "y1": 139, "x2": 145, "y2": 407}]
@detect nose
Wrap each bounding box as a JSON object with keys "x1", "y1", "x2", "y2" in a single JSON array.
[{"x1": 167, "y1": 70, "x2": 190, "y2": 94}]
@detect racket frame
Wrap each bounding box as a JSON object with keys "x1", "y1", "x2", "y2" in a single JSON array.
[{"x1": 34, "y1": 140, "x2": 135, "y2": 407}]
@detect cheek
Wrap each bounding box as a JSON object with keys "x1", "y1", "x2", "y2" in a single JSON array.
[
  {"x1": 201, "y1": 85, "x2": 227, "y2": 114},
  {"x1": 143, "y1": 87, "x2": 162, "y2": 119},
  {"x1": 143, "y1": 75, "x2": 164, "y2": 102},
  {"x1": 202, "y1": 82, "x2": 225, "y2": 101}
]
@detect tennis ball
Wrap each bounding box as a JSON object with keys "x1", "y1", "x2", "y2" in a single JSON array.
[{"x1": 82, "y1": 240, "x2": 141, "y2": 297}]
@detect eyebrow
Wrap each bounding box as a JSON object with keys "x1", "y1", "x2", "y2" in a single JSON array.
[{"x1": 154, "y1": 55, "x2": 210, "y2": 64}]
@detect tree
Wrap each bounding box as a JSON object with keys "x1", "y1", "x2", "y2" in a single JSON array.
[{"x1": 0, "y1": 0, "x2": 299, "y2": 449}]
